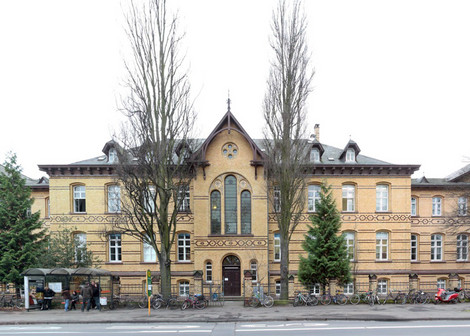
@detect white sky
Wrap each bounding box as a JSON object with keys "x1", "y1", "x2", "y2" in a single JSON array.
[{"x1": 1, "y1": 0, "x2": 469, "y2": 179}]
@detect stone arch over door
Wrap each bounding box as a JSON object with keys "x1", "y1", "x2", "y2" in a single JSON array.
[{"x1": 222, "y1": 255, "x2": 241, "y2": 296}]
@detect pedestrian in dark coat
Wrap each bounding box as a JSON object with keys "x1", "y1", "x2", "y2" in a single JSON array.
[
  {"x1": 62, "y1": 288, "x2": 72, "y2": 311},
  {"x1": 43, "y1": 286, "x2": 55, "y2": 310},
  {"x1": 91, "y1": 281, "x2": 101, "y2": 311},
  {"x1": 71, "y1": 290, "x2": 79, "y2": 310},
  {"x1": 80, "y1": 283, "x2": 93, "y2": 312}
]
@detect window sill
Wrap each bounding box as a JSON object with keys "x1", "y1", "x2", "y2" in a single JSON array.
[
  {"x1": 431, "y1": 215, "x2": 442, "y2": 217},
  {"x1": 140, "y1": 262, "x2": 158, "y2": 264},
  {"x1": 456, "y1": 260, "x2": 468, "y2": 263},
  {"x1": 208, "y1": 234, "x2": 254, "y2": 237},
  {"x1": 71, "y1": 212, "x2": 87, "y2": 215},
  {"x1": 375, "y1": 260, "x2": 392, "y2": 263},
  {"x1": 177, "y1": 210, "x2": 192, "y2": 214},
  {"x1": 430, "y1": 260, "x2": 446, "y2": 263},
  {"x1": 105, "y1": 262, "x2": 123, "y2": 264},
  {"x1": 106, "y1": 212, "x2": 122, "y2": 215},
  {"x1": 175, "y1": 261, "x2": 193, "y2": 264},
  {"x1": 375, "y1": 211, "x2": 391, "y2": 214},
  {"x1": 411, "y1": 260, "x2": 420, "y2": 263},
  {"x1": 342, "y1": 211, "x2": 357, "y2": 214}
]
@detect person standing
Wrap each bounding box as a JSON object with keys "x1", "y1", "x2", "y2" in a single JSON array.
[
  {"x1": 61, "y1": 288, "x2": 72, "y2": 312},
  {"x1": 80, "y1": 283, "x2": 93, "y2": 312},
  {"x1": 43, "y1": 286, "x2": 56, "y2": 310},
  {"x1": 71, "y1": 290, "x2": 79, "y2": 310},
  {"x1": 91, "y1": 281, "x2": 101, "y2": 311}
]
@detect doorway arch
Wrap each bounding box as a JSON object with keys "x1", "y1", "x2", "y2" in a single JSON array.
[{"x1": 222, "y1": 255, "x2": 241, "y2": 296}]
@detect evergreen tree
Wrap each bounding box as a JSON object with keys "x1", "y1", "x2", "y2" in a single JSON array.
[
  {"x1": 298, "y1": 183, "x2": 351, "y2": 292},
  {"x1": 0, "y1": 154, "x2": 46, "y2": 290},
  {"x1": 38, "y1": 225, "x2": 100, "y2": 269}
]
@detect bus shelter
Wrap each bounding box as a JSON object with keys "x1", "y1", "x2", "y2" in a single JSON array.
[{"x1": 21, "y1": 268, "x2": 112, "y2": 310}]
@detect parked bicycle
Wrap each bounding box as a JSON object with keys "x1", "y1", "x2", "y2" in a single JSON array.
[
  {"x1": 320, "y1": 290, "x2": 348, "y2": 305},
  {"x1": 181, "y1": 294, "x2": 207, "y2": 310},
  {"x1": 347, "y1": 293, "x2": 361, "y2": 305},
  {"x1": 293, "y1": 291, "x2": 318, "y2": 306},
  {"x1": 109, "y1": 294, "x2": 139, "y2": 310},
  {"x1": 138, "y1": 293, "x2": 164, "y2": 309},
  {"x1": 364, "y1": 290, "x2": 379, "y2": 306},
  {"x1": 249, "y1": 289, "x2": 274, "y2": 308},
  {"x1": 379, "y1": 289, "x2": 407, "y2": 304},
  {"x1": 0, "y1": 293, "x2": 22, "y2": 309}
]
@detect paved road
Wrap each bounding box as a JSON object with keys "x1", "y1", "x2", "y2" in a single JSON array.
[{"x1": 1, "y1": 321, "x2": 470, "y2": 336}]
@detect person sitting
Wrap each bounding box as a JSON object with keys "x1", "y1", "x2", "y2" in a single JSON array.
[
  {"x1": 43, "y1": 286, "x2": 56, "y2": 310},
  {"x1": 71, "y1": 290, "x2": 79, "y2": 310}
]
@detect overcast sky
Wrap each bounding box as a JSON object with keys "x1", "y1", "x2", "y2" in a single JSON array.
[{"x1": 1, "y1": 0, "x2": 469, "y2": 179}]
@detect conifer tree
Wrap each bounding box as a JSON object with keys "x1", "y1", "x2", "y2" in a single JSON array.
[
  {"x1": 0, "y1": 154, "x2": 46, "y2": 291},
  {"x1": 298, "y1": 183, "x2": 351, "y2": 292}
]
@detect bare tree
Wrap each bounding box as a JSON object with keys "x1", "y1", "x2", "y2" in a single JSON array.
[
  {"x1": 113, "y1": 0, "x2": 195, "y2": 298},
  {"x1": 263, "y1": 0, "x2": 314, "y2": 300}
]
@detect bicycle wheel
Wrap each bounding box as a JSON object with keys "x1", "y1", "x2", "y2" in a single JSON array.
[
  {"x1": 309, "y1": 295, "x2": 319, "y2": 306},
  {"x1": 195, "y1": 299, "x2": 207, "y2": 309},
  {"x1": 368, "y1": 294, "x2": 374, "y2": 306},
  {"x1": 152, "y1": 298, "x2": 163, "y2": 309},
  {"x1": 167, "y1": 298, "x2": 178, "y2": 310},
  {"x1": 348, "y1": 294, "x2": 360, "y2": 305},
  {"x1": 127, "y1": 298, "x2": 138, "y2": 309},
  {"x1": 320, "y1": 294, "x2": 331, "y2": 305},
  {"x1": 249, "y1": 297, "x2": 260, "y2": 308},
  {"x1": 138, "y1": 296, "x2": 148, "y2": 309},
  {"x1": 378, "y1": 295, "x2": 388, "y2": 305},
  {"x1": 263, "y1": 296, "x2": 274, "y2": 308},
  {"x1": 396, "y1": 293, "x2": 407, "y2": 305},
  {"x1": 337, "y1": 294, "x2": 348, "y2": 305},
  {"x1": 293, "y1": 297, "x2": 300, "y2": 307},
  {"x1": 181, "y1": 300, "x2": 190, "y2": 310}
]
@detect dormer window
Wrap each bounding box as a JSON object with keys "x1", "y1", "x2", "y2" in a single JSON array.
[
  {"x1": 108, "y1": 148, "x2": 117, "y2": 163},
  {"x1": 346, "y1": 148, "x2": 355, "y2": 162},
  {"x1": 310, "y1": 148, "x2": 320, "y2": 163}
]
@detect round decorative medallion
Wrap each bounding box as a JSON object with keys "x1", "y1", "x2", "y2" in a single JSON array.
[
  {"x1": 215, "y1": 180, "x2": 222, "y2": 188},
  {"x1": 222, "y1": 142, "x2": 238, "y2": 159},
  {"x1": 240, "y1": 180, "x2": 246, "y2": 188}
]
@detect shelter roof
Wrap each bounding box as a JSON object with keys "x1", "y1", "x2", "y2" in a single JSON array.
[{"x1": 21, "y1": 268, "x2": 111, "y2": 276}]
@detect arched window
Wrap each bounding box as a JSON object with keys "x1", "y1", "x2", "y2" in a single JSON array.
[
  {"x1": 143, "y1": 234, "x2": 156, "y2": 262},
  {"x1": 250, "y1": 260, "x2": 257, "y2": 283},
  {"x1": 411, "y1": 234, "x2": 418, "y2": 261},
  {"x1": 224, "y1": 176, "x2": 237, "y2": 234},
  {"x1": 241, "y1": 191, "x2": 251, "y2": 234},
  {"x1": 376, "y1": 185, "x2": 389, "y2": 212},
  {"x1": 411, "y1": 197, "x2": 417, "y2": 216},
  {"x1": 457, "y1": 234, "x2": 468, "y2": 261},
  {"x1": 344, "y1": 232, "x2": 355, "y2": 261},
  {"x1": 376, "y1": 231, "x2": 389, "y2": 260},
  {"x1": 432, "y1": 197, "x2": 442, "y2": 216},
  {"x1": 205, "y1": 261, "x2": 212, "y2": 282},
  {"x1": 274, "y1": 233, "x2": 281, "y2": 261},
  {"x1": 73, "y1": 185, "x2": 86, "y2": 213},
  {"x1": 177, "y1": 233, "x2": 190, "y2": 262},
  {"x1": 109, "y1": 233, "x2": 122, "y2": 262},
  {"x1": 74, "y1": 232, "x2": 87, "y2": 263},
  {"x1": 107, "y1": 185, "x2": 121, "y2": 213},
  {"x1": 342, "y1": 184, "x2": 355, "y2": 212},
  {"x1": 308, "y1": 185, "x2": 321, "y2": 212},
  {"x1": 210, "y1": 191, "x2": 221, "y2": 234},
  {"x1": 431, "y1": 234, "x2": 443, "y2": 261}
]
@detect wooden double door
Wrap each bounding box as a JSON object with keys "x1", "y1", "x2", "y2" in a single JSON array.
[{"x1": 222, "y1": 255, "x2": 240, "y2": 296}]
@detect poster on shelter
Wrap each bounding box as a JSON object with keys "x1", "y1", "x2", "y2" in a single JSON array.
[{"x1": 48, "y1": 282, "x2": 62, "y2": 293}]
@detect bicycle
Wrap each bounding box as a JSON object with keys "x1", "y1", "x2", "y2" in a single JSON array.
[
  {"x1": 249, "y1": 289, "x2": 274, "y2": 308},
  {"x1": 347, "y1": 293, "x2": 361, "y2": 305},
  {"x1": 109, "y1": 294, "x2": 139, "y2": 310},
  {"x1": 379, "y1": 289, "x2": 407, "y2": 305},
  {"x1": 364, "y1": 290, "x2": 379, "y2": 306},
  {"x1": 181, "y1": 294, "x2": 207, "y2": 310},
  {"x1": 0, "y1": 293, "x2": 22, "y2": 309},
  {"x1": 293, "y1": 291, "x2": 318, "y2": 306},
  {"x1": 458, "y1": 288, "x2": 469, "y2": 303},
  {"x1": 138, "y1": 293, "x2": 164, "y2": 309},
  {"x1": 320, "y1": 290, "x2": 348, "y2": 305}
]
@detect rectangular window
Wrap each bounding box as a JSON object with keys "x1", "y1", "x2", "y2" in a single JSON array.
[
  {"x1": 459, "y1": 197, "x2": 467, "y2": 216},
  {"x1": 178, "y1": 233, "x2": 190, "y2": 262},
  {"x1": 346, "y1": 148, "x2": 355, "y2": 162},
  {"x1": 108, "y1": 185, "x2": 121, "y2": 213},
  {"x1": 410, "y1": 234, "x2": 418, "y2": 261},
  {"x1": 143, "y1": 236, "x2": 156, "y2": 262},
  {"x1": 178, "y1": 185, "x2": 190, "y2": 212},
  {"x1": 206, "y1": 263, "x2": 212, "y2": 282},
  {"x1": 377, "y1": 280, "x2": 387, "y2": 295},
  {"x1": 310, "y1": 148, "x2": 320, "y2": 163},
  {"x1": 74, "y1": 233, "x2": 87, "y2": 263},
  {"x1": 344, "y1": 283, "x2": 354, "y2": 295},
  {"x1": 275, "y1": 281, "x2": 281, "y2": 296},
  {"x1": 251, "y1": 262, "x2": 258, "y2": 283},
  {"x1": 431, "y1": 234, "x2": 442, "y2": 261},
  {"x1": 274, "y1": 233, "x2": 281, "y2": 261},
  {"x1": 179, "y1": 281, "x2": 190, "y2": 296},
  {"x1": 342, "y1": 185, "x2": 355, "y2": 212},
  {"x1": 145, "y1": 186, "x2": 156, "y2": 213},
  {"x1": 274, "y1": 186, "x2": 281, "y2": 213},
  {"x1": 308, "y1": 185, "x2": 321, "y2": 212},
  {"x1": 376, "y1": 185, "x2": 388, "y2": 212},
  {"x1": 411, "y1": 197, "x2": 417, "y2": 216},
  {"x1": 344, "y1": 232, "x2": 355, "y2": 261},
  {"x1": 457, "y1": 234, "x2": 468, "y2": 261},
  {"x1": 73, "y1": 185, "x2": 86, "y2": 213},
  {"x1": 309, "y1": 284, "x2": 320, "y2": 295},
  {"x1": 376, "y1": 232, "x2": 389, "y2": 260},
  {"x1": 109, "y1": 233, "x2": 122, "y2": 262},
  {"x1": 437, "y1": 279, "x2": 446, "y2": 289},
  {"x1": 432, "y1": 197, "x2": 442, "y2": 216}
]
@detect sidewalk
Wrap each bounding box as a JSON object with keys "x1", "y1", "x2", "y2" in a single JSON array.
[{"x1": 1, "y1": 301, "x2": 470, "y2": 325}]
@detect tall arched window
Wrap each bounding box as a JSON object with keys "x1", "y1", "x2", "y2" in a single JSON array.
[
  {"x1": 241, "y1": 190, "x2": 251, "y2": 234},
  {"x1": 210, "y1": 191, "x2": 221, "y2": 234},
  {"x1": 225, "y1": 176, "x2": 237, "y2": 234}
]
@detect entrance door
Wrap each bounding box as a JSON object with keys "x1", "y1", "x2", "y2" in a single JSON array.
[{"x1": 222, "y1": 255, "x2": 241, "y2": 296}]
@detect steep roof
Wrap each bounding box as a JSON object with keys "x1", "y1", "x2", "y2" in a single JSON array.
[
  {"x1": 446, "y1": 163, "x2": 470, "y2": 182},
  {"x1": 0, "y1": 165, "x2": 49, "y2": 189}
]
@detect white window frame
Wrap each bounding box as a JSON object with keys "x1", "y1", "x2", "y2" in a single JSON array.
[
  {"x1": 458, "y1": 197, "x2": 467, "y2": 216},
  {"x1": 250, "y1": 261, "x2": 258, "y2": 283},
  {"x1": 376, "y1": 231, "x2": 389, "y2": 261},
  {"x1": 457, "y1": 234, "x2": 468, "y2": 261},
  {"x1": 177, "y1": 233, "x2": 191, "y2": 262},
  {"x1": 143, "y1": 236, "x2": 156, "y2": 262},
  {"x1": 310, "y1": 148, "x2": 320, "y2": 163},
  {"x1": 274, "y1": 233, "x2": 281, "y2": 262},
  {"x1": 205, "y1": 262, "x2": 212, "y2": 283},
  {"x1": 377, "y1": 279, "x2": 388, "y2": 295},
  {"x1": 437, "y1": 279, "x2": 446, "y2": 289},
  {"x1": 145, "y1": 185, "x2": 156, "y2": 213},
  {"x1": 344, "y1": 232, "x2": 355, "y2": 261},
  {"x1": 432, "y1": 197, "x2": 442, "y2": 216},
  {"x1": 307, "y1": 185, "x2": 321, "y2": 212},
  {"x1": 411, "y1": 197, "x2": 417, "y2": 216},
  {"x1": 274, "y1": 186, "x2": 281, "y2": 213},
  {"x1": 346, "y1": 148, "x2": 355, "y2": 162},
  {"x1": 431, "y1": 234, "x2": 443, "y2": 261},
  {"x1": 344, "y1": 283, "x2": 354, "y2": 295},
  {"x1": 376, "y1": 185, "x2": 389, "y2": 212},
  {"x1": 342, "y1": 184, "x2": 355, "y2": 212},
  {"x1": 109, "y1": 233, "x2": 122, "y2": 262},
  {"x1": 107, "y1": 185, "x2": 121, "y2": 213},
  {"x1": 179, "y1": 281, "x2": 190, "y2": 297},
  {"x1": 178, "y1": 185, "x2": 190, "y2": 212},
  {"x1": 275, "y1": 281, "x2": 281, "y2": 296},
  {"x1": 410, "y1": 234, "x2": 418, "y2": 261},
  {"x1": 73, "y1": 185, "x2": 86, "y2": 213},
  {"x1": 108, "y1": 148, "x2": 117, "y2": 163},
  {"x1": 74, "y1": 233, "x2": 87, "y2": 263},
  {"x1": 309, "y1": 284, "x2": 320, "y2": 295}
]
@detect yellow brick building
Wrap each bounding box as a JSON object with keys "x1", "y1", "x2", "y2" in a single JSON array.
[{"x1": 36, "y1": 111, "x2": 470, "y2": 296}]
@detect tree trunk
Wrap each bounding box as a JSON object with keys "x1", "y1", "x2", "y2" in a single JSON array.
[
  {"x1": 159, "y1": 250, "x2": 172, "y2": 299},
  {"x1": 280, "y1": 234, "x2": 290, "y2": 300}
]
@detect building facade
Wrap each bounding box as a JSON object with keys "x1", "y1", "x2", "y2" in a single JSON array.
[{"x1": 36, "y1": 111, "x2": 470, "y2": 296}]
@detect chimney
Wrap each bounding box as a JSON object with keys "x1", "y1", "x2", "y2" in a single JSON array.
[{"x1": 314, "y1": 124, "x2": 320, "y2": 142}]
